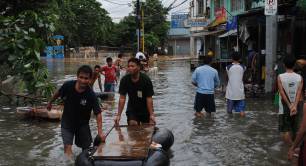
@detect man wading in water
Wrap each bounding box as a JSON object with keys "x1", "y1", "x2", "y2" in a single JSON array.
[
  {"x1": 47, "y1": 65, "x2": 105, "y2": 159},
  {"x1": 192, "y1": 56, "x2": 220, "y2": 117},
  {"x1": 114, "y1": 58, "x2": 155, "y2": 125}
]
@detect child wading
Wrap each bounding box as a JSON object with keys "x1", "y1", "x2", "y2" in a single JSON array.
[
  {"x1": 277, "y1": 56, "x2": 303, "y2": 146},
  {"x1": 225, "y1": 52, "x2": 246, "y2": 117},
  {"x1": 101, "y1": 57, "x2": 118, "y2": 92}
]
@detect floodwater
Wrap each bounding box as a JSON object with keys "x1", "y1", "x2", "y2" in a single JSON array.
[{"x1": 0, "y1": 58, "x2": 290, "y2": 165}]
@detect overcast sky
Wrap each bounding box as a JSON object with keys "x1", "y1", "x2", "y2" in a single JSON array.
[{"x1": 97, "y1": 0, "x2": 189, "y2": 23}]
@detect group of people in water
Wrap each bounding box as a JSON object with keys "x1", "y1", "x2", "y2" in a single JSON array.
[
  {"x1": 192, "y1": 52, "x2": 246, "y2": 118},
  {"x1": 192, "y1": 51, "x2": 306, "y2": 165},
  {"x1": 44, "y1": 50, "x2": 306, "y2": 164},
  {"x1": 46, "y1": 52, "x2": 154, "y2": 159}
]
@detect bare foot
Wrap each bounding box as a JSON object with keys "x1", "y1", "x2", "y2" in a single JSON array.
[{"x1": 194, "y1": 112, "x2": 204, "y2": 117}]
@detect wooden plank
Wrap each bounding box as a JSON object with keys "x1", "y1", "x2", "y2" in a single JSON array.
[{"x1": 93, "y1": 125, "x2": 155, "y2": 160}]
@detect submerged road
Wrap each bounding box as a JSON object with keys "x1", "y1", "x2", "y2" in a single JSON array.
[{"x1": 0, "y1": 58, "x2": 289, "y2": 165}]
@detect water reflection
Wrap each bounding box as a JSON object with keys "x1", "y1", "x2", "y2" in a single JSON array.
[{"x1": 0, "y1": 58, "x2": 291, "y2": 165}]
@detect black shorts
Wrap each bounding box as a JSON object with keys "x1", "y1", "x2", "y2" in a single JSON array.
[
  {"x1": 126, "y1": 112, "x2": 150, "y2": 124},
  {"x1": 279, "y1": 101, "x2": 303, "y2": 137},
  {"x1": 194, "y1": 93, "x2": 216, "y2": 113},
  {"x1": 61, "y1": 125, "x2": 92, "y2": 149}
]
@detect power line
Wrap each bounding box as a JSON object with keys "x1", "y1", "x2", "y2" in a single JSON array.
[
  {"x1": 169, "y1": 0, "x2": 189, "y2": 10},
  {"x1": 171, "y1": 7, "x2": 189, "y2": 13},
  {"x1": 103, "y1": 0, "x2": 131, "y2": 6},
  {"x1": 166, "y1": 0, "x2": 179, "y2": 10}
]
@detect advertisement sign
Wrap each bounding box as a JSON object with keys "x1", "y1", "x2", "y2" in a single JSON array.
[
  {"x1": 265, "y1": 0, "x2": 277, "y2": 15},
  {"x1": 186, "y1": 18, "x2": 209, "y2": 27},
  {"x1": 171, "y1": 13, "x2": 189, "y2": 28},
  {"x1": 214, "y1": 7, "x2": 227, "y2": 25}
]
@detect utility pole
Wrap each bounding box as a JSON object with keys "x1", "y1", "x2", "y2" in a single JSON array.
[
  {"x1": 136, "y1": 0, "x2": 141, "y2": 52},
  {"x1": 141, "y1": 7, "x2": 145, "y2": 52}
]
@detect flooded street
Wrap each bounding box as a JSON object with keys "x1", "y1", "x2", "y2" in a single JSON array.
[{"x1": 0, "y1": 58, "x2": 290, "y2": 165}]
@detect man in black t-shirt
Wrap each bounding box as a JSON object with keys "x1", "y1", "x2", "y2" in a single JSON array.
[
  {"x1": 47, "y1": 65, "x2": 105, "y2": 159},
  {"x1": 114, "y1": 58, "x2": 155, "y2": 125}
]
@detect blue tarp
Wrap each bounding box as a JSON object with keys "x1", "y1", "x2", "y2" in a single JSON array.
[
  {"x1": 52, "y1": 35, "x2": 64, "y2": 40},
  {"x1": 45, "y1": 35, "x2": 65, "y2": 58},
  {"x1": 226, "y1": 16, "x2": 237, "y2": 31}
]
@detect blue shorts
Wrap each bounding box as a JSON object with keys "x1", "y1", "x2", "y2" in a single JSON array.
[
  {"x1": 104, "y1": 83, "x2": 115, "y2": 92},
  {"x1": 227, "y1": 99, "x2": 246, "y2": 113}
]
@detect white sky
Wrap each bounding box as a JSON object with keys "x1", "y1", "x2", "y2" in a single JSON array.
[{"x1": 97, "y1": 0, "x2": 189, "y2": 23}]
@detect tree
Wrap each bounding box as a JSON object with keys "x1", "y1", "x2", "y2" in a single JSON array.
[
  {"x1": 0, "y1": 10, "x2": 57, "y2": 98},
  {"x1": 144, "y1": 33, "x2": 160, "y2": 54},
  {"x1": 113, "y1": 0, "x2": 169, "y2": 53},
  {"x1": 297, "y1": 0, "x2": 306, "y2": 10},
  {"x1": 142, "y1": 0, "x2": 169, "y2": 50},
  {"x1": 55, "y1": 0, "x2": 114, "y2": 47}
]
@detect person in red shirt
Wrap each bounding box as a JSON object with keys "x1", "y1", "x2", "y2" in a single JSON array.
[{"x1": 101, "y1": 57, "x2": 117, "y2": 92}]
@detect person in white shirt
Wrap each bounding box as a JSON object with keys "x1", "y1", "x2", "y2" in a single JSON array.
[
  {"x1": 278, "y1": 55, "x2": 303, "y2": 147},
  {"x1": 225, "y1": 52, "x2": 246, "y2": 117}
]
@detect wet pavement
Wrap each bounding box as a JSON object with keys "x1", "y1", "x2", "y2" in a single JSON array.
[{"x1": 0, "y1": 58, "x2": 290, "y2": 165}]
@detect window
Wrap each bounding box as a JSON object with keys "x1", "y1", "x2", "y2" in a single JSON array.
[
  {"x1": 231, "y1": 0, "x2": 243, "y2": 12},
  {"x1": 197, "y1": 0, "x2": 204, "y2": 16}
]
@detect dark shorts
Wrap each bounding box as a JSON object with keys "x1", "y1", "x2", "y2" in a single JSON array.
[
  {"x1": 279, "y1": 101, "x2": 303, "y2": 138},
  {"x1": 126, "y1": 112, "x2": 150, "y2": 124},
  {"x1": 61, "y1": 125, "x2": 92, "y2": 149},
  {"x1": 194, "y1": 93, "x2": 216, "y2": 113},
  {"x1": 104, "y1": 83, "x2": 115, "y2": 92}
]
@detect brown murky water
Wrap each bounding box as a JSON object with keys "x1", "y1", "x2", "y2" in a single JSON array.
[{"x1": 0, "y1": 58, "x2": 290, "y2": 165}]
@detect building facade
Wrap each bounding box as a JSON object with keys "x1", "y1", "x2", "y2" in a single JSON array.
[
  {"x1": 189, "y1": 0, "x2": 305, "y2": 93},
  {"x1": 168, "y1": 13, "x2": 191, "y2": 56}
]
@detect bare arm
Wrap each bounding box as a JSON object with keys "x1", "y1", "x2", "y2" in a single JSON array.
[
  {"x1": 277, "y1": 76, "x2": 291, "y2": 108},
  {"x1": 47, "y1": 91, "x2": 60, "y2": 110},
  {"x1": 289, "y1": 79, "x2": 303, "y2": 115},
  {"x1": 98, "y1": 75, "x2": 103, "y2": 93},
  {"x1": 192, "y1": 82, "x2": 197, "y2": 87},
  {"x1": 294, "y1": 79, "x2": 303, "y2": 105},
  {"x1": 146, "y1": 96, "x2": 155, "y2": 124},
  {"x1": 114, "y1": 95, "x2": 126, "y2": 125},
  {"x1": 289, "y1": 106, "x2": 306, "y2": 159},
  {"x1": 292, "y1": 108, "x2": 306, "y2": 149},
  {"x1": 96, "y1": 112, "x2": 105, "y2": 142}
]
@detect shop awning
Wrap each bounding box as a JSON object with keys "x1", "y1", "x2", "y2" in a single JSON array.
[
  {"x1": 218, "y1": 29, "x2": 237, "y2": 38},
  {"x1": 191, "y1": 29, "x2": 225, "y2": 37}
]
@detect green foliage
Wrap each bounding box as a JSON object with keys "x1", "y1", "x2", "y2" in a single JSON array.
[
  {"x1": 145, "y1": 33, "x2": 160, "y2": 54},
  {"x1": 113, "y1": 0, "x2": 169, "y2": 53},
  {"x1": 55, "y1": 0, "x2": 114, "y2": 47},
  {"x1": 113, "y1": 15, "x2": 137, "y2": 48},
  {"x1": 142, "y1": 0, "x2": 169, "y2": 48},
  {"x1": 0, "y1": 11, "x2": 55, "y2": 98},
  {"x1": 297, "y1": 0, "x2": 306, "y2": 9}
]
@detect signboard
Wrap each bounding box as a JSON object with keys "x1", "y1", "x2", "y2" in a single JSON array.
[
  {"x1": 214, "y1": 7, "x2": 227, "y2": 25},
  {"x1": 45, "y1": 35, "x2": 64, "y2": 58},
  {"x1": 265, "y1": 0, "x2": 277, "y2": 15},
  {"x1": 186, "y1": 18, "x2": 209, "y2": 27},
  {"x1": 171, "y1": 13, "x2": 189, "y2": 28}
]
